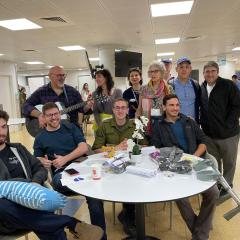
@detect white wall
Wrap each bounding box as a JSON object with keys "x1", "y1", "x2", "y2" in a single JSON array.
[{"x1": 0, "y1": 61, "x2": 19, "y2": 117}]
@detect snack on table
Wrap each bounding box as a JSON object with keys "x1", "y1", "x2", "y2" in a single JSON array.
[{"x1": 101, "y1": 146, "x2": 115, "y2": 158}]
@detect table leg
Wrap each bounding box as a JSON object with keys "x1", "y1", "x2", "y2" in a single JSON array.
[{"x1": 123, "y1": 203, "x2": 160, "y2": 240}]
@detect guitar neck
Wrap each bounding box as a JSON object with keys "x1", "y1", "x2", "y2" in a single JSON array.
[{"x1": 61, "y1": 102, "x2": 86, "y2": 114}]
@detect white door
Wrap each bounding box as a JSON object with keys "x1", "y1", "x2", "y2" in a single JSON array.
[
  {"x1": 0, "y1": 75, "x2": 13, "y2": 117},
  {"x1": 28, "y1": 77, "x2": 45, "y2": 94}
]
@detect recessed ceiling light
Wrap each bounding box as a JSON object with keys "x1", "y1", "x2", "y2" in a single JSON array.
[
  {"x1": 58, "y1": 45, "x2": 85, "y2": 51},
  {"x1": 24, "y1": 61, "x2": 44, "y2": 65},
  {"x1": 0, "y1": 18, "x2": 42, "y2": 30},
  {"x1": 155, "y1": 37, "x2": 180, "y2": 44},
  {"x1": 151, "y1": 1, "x2": 194, "y2": 17},
  {"x1": 89, "y1": 57, "x2": 100, "y2": 61},
  {"x1": 0, "y1": 53, "x2": 4, "y2": 56},
  {"x1": 232, "y1": 47, "x2": 240, "y2": 51},
  {"x1": 158, "y1": 58, "x2": 173, "y2": 62},
  {"x1": 157, "y1": 52, "x2": 175, "y2": 57}
]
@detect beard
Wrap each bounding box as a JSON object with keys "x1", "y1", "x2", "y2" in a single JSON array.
[{"x1": 0, "y1": 134, "x2": 6, "y2": 145}]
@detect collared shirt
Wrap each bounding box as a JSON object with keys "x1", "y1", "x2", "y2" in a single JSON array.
[
  {"x1": 23, "y1": 83, "x2": 83, "y2": 125},
  {"x1": 92, "y1": 117, "x2": 148, "y2": 150},
  {"x1": 173, "y1": 78, "x2": 196, "y2": 119}
]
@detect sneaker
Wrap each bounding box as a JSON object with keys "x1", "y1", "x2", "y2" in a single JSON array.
[
  {"x1": 69, "y1": 222, "x2": 103, "y2": 240},
  {"x1": 118, "y1": 210, "x2": 136, "y2": 237}
]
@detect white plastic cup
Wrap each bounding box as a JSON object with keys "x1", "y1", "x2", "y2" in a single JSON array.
[{"x1": 91, "y1": 164, "x2": 102, "y2": 180}]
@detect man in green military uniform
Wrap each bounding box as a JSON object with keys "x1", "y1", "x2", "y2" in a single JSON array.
[
  {"x1": 92, "y1": 98, "x2": 148, "y2": 237},
  {"x1": 92, "y1": 98, "x2": 147, "y2": 152}
]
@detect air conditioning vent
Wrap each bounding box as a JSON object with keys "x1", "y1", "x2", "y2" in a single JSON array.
[
  {"x1": 23, "y1": 49, "x2": 38, "y2": 52},
  {"x1": 40, "y1": 17, "x2": 67, "y2": 23},
  {"x1": 184, "y1": 35, "x2": 202, "y2": 41}
]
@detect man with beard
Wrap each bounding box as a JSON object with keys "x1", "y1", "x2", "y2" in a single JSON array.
[
  {"x1": 0, "y1": 110, "x2": 103, "y2": 240},
  {"x1": 152, "y1": 94, "x2": 219, "y2": 240},
  {"x1": 23, "y1": 66, "x2": 93, "y2": 132}
]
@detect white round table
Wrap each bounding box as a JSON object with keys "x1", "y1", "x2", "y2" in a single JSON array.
[{"x1": 62, "y1": 153, "x2": 216, "y2": 240}]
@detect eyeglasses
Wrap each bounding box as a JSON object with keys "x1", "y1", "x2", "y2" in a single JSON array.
[
  {"x1": 52, "y1": 74, "x2": 66, "y2": 78},
  {"x1": 45, "y1": 112, "x2": 60, "y2": 118},
  {"x1": 113, "y1": 106, "x2": 128, "y2": 111},
  {"x1": 148, "y1": 70, "x2": 160, "y2": 75}
]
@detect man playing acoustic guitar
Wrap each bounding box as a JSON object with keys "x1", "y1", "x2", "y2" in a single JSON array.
[{"x1": 23, "y1": 66, "x2": 93, "y2": 136}]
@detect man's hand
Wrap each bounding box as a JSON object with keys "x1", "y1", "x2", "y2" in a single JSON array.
[
  {"x1": 40, "y1": 155, "x2": 52, "y2": 169},
  {"x1": 52, "y1": 154, "x2": 68, "y2": 169},
  {"x1": 115, "y1": 138, "x2": 128, "y2": 151},
  {"x1": 38, "y1": 113, "x2": 46, "y2": 128}
]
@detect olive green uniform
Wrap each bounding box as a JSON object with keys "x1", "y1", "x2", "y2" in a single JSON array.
[{"x1": 92, "y1": 117, "x2": 148, "y2": 150}]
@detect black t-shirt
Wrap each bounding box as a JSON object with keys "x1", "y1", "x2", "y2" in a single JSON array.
[
  {"x1": 123, "y1": 87, "x2": 140, "y2": 119},
  {"x1": 0, "y1": 146, "x2": 25, "y2": 179}
]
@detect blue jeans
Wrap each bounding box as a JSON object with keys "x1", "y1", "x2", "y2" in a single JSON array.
[
  {"x1": 0, "y1": 199, "x2": 76, "y2": 240},
  {"x1": 52, "y1": 172, "x2": 107, "y2": 240}
]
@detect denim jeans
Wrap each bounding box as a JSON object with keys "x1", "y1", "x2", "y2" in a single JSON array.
[{"x1": 0, "y1": 199, "x2": 74, "y2": 240}]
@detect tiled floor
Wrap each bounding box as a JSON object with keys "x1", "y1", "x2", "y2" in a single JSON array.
[{"x1": 11, "y1": 125, "x2": 240, "y2": 240}]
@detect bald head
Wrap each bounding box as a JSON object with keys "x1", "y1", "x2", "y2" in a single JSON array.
[{"x1": 48, "y1": 66, "x2": 66, "y2": 89}]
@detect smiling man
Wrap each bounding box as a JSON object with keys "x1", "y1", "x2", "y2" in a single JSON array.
[
  {"x1": 0, "y1": 110, "x2": 103, "y2": 240},
  {"x1": 200, "y1": 61, "x2": 240, "y2": 196},
  {"x1": 92, "y1": 98, "x2": 148, "y2": 237},
  {"x1": 151, "y1": 94, "x2": 219, "y2": 240},
  {"x1": 33, "y1": 102, "x2": 107, "y2": 240},
  {"x1": 23, "y1": 66, "x2": 93, "y2": 131},
  {"x1": 168, "y1": 57, "x2": 201, "y2": 122}
]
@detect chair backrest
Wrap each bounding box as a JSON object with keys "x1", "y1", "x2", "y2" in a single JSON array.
[{"x1": 205, "y1": 152, "x2": 218, "y2": 169}]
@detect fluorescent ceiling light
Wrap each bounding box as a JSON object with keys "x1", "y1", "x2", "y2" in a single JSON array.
[
  {"x1": 0, "y1": 53, "x2": 4, "y2": 56},
  {"x1": 232, "y1": 47, "x2": 240, "y2": 51},
  {"x1": 24, "y1": 61, "x2": 44, "y2": 65},
  {"x1": 155, "y1": 37, "x2": 180, "y2": 44},
  {"x1": 158, "y1": 58, "x2": 173, "y2": 62},
  {"x1": 115, "y1": 49, "x2": 122, "y2": 52},
  {"x1": 0, "y1": 18, "x2": 42, "y2": 30},
  {"x1": 151, "y1": 1, "x2": 194, "y2": 17},
  {"x1": 89, "y1": 57, "x2": 99, "y2": 61},
  {"x1": 47, "y1": 65, "x2": 53, "y2": 68},
  {"x1": 58, "y1": 45, "x2": 85, "y2": 51},
  {"x1": 157, "y1": 52, "x2": 175, "y2": 57}
]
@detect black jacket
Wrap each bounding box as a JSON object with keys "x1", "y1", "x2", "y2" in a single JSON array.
[
  {"x1": 200, "y1": 77, "x2": 240, "y2": 139},
  {"x1": 0, "y1": 143, "x2": 47, "y2": 234},
  {"x1": 0, "y1": 143, "x2": 47, "y2": 184},
  {"x1": 151, "y1": 114, "x2": 206, "y2": 155}
]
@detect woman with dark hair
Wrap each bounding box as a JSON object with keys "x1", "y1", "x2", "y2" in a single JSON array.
[
  {"x1": 123, "y1": 68, "x2": 143, "y2": 119},
  {"x1": 92, "y1": 69, "x2": 122, "y2": 129}
]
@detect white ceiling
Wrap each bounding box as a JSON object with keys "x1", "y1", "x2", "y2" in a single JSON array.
[{"x1": 0, "y1": 0, "x2": 240, "y2": 71}]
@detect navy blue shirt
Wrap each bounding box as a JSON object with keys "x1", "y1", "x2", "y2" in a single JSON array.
[
  {"x1": 170, "y1": 120, "x2": 188, "y2": 153},
  {"x1": 34, "y1": 122, "x2": 85, "y2": 170},
  {"x1": 123, "y1": 87, "x2": 140, "y2": 119}
]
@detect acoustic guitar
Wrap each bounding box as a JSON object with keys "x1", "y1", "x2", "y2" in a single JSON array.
[{"x1": 26, "y1": 96, "x2": 108, "y2": 137}]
